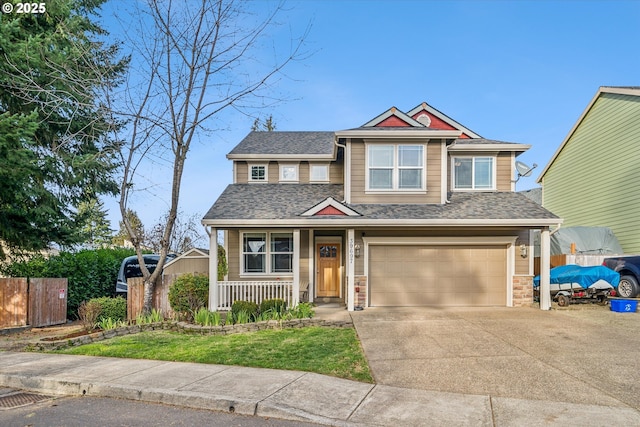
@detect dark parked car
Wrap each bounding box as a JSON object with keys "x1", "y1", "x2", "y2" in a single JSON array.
[
  {"x1": 115, "y1": 254, "x2": 177, "y2": 296},
  {"x1": 602, "y1": 255, "x2": 640, "y2": 298}
]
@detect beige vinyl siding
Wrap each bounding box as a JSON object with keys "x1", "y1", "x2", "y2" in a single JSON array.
[
  {"x1": 329, "y1": 162, "x2": 343, "y2": 183},
  {"x1": 163, "y1": 257, "x2": 209, "y2": 276},
  {"x1": 350, "y1": 139, "x2": 442, "y2": 204},
  {"x1": 496, "y1": 152, "x2": 512, "y2": 191},
  {"x1": 234, "y1": 161, "x2": 343, "y2": 184},
  {"x1": 543, "y1": 93, "x2": 640, "y2": 253},
  {"x1": 227, "y1": 230, "x2": 241, "y2": 280},
  {"x1": 514, "y1": 230, "x2": 530, "y2": 275},
  {"x1": 235, "y1": 162, "x2": 248, "y2": 183}
]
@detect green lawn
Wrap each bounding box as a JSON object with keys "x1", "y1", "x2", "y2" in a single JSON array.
[{"x1": 56, "y1": 326, "x2": 373, "y2": 383}]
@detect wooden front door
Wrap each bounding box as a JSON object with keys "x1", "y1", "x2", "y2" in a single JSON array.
[{"x1": 316, "y1": 243, "x2": 341, "y2": 297}]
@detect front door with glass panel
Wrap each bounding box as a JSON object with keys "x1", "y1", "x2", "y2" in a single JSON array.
[{"x1": 316, "y1": 243, "x2": 340, "y2": 297}]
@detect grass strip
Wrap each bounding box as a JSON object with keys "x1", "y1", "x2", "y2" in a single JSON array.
[{"x1": 56, "y1": 326, "x2": 373, "y2": 383}]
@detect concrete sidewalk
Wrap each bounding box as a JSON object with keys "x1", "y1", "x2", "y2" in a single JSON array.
[
  {"x1": 1, "y1": 305, "x2": 640, "y2": 426},
  {"x1": 1, "y1": 351, "x2": 639, "y2": 426}
]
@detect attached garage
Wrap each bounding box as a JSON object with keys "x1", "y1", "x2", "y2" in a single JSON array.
[{"x1": 368, "y1": 242, "x2": 509, "y2": 307}]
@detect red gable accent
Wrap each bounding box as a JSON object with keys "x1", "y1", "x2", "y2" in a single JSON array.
[
  {"x1": 411, "y1": 111, "x2": 470, "y2": 138},
  {"x1": 376, "y1": 116, "x2": 412, "y2": 127},
  {"x1": 315, "y1": 206, "x2": 346, "y2": 216}
]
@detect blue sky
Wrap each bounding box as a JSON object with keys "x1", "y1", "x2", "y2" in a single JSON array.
[{"x1": 101, "y1": 0, "x2": 640, "y2": 235}]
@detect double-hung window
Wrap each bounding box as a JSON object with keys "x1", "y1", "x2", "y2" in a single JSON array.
[
  {"x1": 453, "y1": 156, "x2": 495, "y2": 190},
  {"x1": 367, "y1": 144, "x2": 424, "y2": 191},
  {"x1": 242, "y1": 232, "x2": 293, "y2": 274}
]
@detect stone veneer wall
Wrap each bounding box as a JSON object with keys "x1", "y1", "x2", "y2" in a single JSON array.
[
  {"x1": 355, "y1": 275, "x2": 367, "y2": 308},
  {"x1": 512, "y1": 275, "x2": 534, "y2": 306}
]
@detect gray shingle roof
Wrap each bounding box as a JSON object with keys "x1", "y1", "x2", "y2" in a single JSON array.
[
  {"x1": 227, "y1": 131, "x2": 335, "y2": 156},
  {"x1": 452, "y1": 138, "x2": 522, "y2": 145},
  {"x1": 350, "y1": 192, "x2": 558, "y2": 220},
  {"x1": 203, "y1": 184, "x2": 344, "y2": 220},
  {"x1": 202, "y1": 184, "x2": 559, "y2": 223}
]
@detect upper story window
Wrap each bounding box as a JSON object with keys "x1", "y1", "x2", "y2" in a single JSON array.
[
  {"x1": 249, "y1": 164, "x2": 267, "y2": 182},
  {"x1": 279, "y1": 164, "x2": 298, "y2": 182},
  {"x1": 367, "y1": 144, "x2": 425, "y2": 191},
  {"x1": 452, "y1": 156, "x2": 495, "y2": 190},
  {"x1": 310, "y1": 164, "x2": 329, "y2": 182},
  {"x1": 242, "y1": 232, "x2": 293, "y2": 275}
]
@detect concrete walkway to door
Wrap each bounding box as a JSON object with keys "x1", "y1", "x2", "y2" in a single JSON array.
[{"x1": 351, "y1": 305, "x2": 640, "y2": 413}]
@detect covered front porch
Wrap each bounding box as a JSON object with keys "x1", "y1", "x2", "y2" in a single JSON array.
[{"x1": 206, "y1": 227, "x2": 355, "y2": 311}]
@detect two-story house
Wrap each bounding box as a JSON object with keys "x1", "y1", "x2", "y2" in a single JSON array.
[{"x1": 202, "y1": 102, "x2": 561, "y2": 312}]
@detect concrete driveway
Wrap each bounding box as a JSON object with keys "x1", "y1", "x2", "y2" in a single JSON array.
[{"x1": 351, "y1": 305, "x2": 640, "y2": 410}]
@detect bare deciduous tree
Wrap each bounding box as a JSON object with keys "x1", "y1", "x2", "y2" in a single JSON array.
[{"x1": 112, "y1": 0, "x2": 309, "y2": 313}]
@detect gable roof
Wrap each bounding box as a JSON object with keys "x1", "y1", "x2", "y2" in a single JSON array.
[
  {"x1": 164, "y1": 248, "x2": 209, "y2": 268},
  {"x1": 537, "y1": 86, "x2": 640, "y2": 182},
  {"x1": 362, "y1": 107, "x2": 424, "y2": 127},
  {"x1": 227, "y1": 131, "x2": 336, "y2": 160},
  {"x1": 301, "y1": 197, "x2": 361, "y2": 217},
  {"x1": 407, "y1": 102, "x2": 482, "y2": 138},
  {"x1": 341, "y1": 102, "x2": 483, "y2": 140},
  {"x1": 202, "y1": 184, "x2": 560, "y2": 227}
]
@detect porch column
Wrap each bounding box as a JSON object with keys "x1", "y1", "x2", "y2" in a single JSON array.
[
  {"x1": 347, "y1": 228, "x2": 355, "y2": 311},
  {"x1": 293, "y1": 229, "x2": 300, "y2": 306},
  {"x1": 539, "y1": 228, "x2": 551, "y2": 310},
  {"x1": 208, "y1": 227, "x2": 219, "y2": 312}
]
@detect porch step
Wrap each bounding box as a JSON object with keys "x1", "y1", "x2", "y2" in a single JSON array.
[{"x1": 314, "y1": 297, "x2": 344, "y2": 306}]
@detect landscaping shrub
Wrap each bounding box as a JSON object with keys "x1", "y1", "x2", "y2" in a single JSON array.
[
  {"x1": 78, "y1": 300, "x2": 102, "y2": 331},
  {"x1": 168, "y1": 273, "x2": 209, "y2": 321},
  {"x1": 231, "y1": 300, "x2": 259, "y2": 323},
  {"x1": 0, "y1": 247, "x2": 136, "y2": 318},
  {"x1": 260, "y1": 298, "x2": 287, "y2": 315},
  {"x1": 90, "y1": 296, "x2": 127, "y2": 322}
]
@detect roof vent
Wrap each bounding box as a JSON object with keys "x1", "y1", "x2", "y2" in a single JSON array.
[{"x1": 416, "y1": 113, "x2": 431, "y2": 127}]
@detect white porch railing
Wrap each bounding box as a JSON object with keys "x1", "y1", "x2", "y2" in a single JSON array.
[{"x1": 216, "y1": 281, "x2": 294, "y2": 311}]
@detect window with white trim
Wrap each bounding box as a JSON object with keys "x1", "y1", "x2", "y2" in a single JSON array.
[
  {"x1": 310, "y1": 164, "x2": 329, "y2": 182},
  {"x1": 367, "y1": 144, "x2": 424, "y2": 191},
  {"x1": 279, "y1": 164, "x2": 298, "y2": 182},
  {"x1": 242, "y1": 232, "x2": 293, "y2": 274},
  {"x1": 453, "y1": 156, "x2": 495, "y2": 190},
  {"x1": 249, "y1": 164, "x2": 267, "y2": 182}
]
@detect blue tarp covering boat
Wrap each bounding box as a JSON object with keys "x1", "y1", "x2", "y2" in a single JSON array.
[{"x1": 534, "y1": 264, "x2": 620, "y2": 291}]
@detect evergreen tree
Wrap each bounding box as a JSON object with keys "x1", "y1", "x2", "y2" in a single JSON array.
[
  {"x1": 112, "y1": 209, "x2": 144, "y2": 248},
  {"x1": 0, "y1": 0, "x2": 128, "y2": 258},
  {"x1": 76, "y1": 199, "x2": 113, "y2": 248}
]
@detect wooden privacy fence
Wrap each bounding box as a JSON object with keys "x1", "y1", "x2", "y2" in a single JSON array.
[
  {"x1": 0, "y1": 278, "x2": 68, "y2": 328},
  {"x1": 127, "y1": 275, "x2": 176, "y2": 321}
]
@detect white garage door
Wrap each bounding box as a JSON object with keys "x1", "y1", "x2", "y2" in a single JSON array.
[{"x1": 369, "y1": 245, "x2": 507, "y2": 307}]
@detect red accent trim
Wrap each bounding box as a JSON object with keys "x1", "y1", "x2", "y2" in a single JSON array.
[
  {"x1": 411, "y1": 110, "x2": 470, "y2": 137},
  {"x1": 315, "y1": 206, "x2": 346, "y2": 216},
  {"x1": 376, "y1": 116, "x2": 412, "y2": 127}
]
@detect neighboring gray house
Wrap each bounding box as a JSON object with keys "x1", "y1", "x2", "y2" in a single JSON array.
[
  {"x1": 202, "y1": 102, "x2": 561, "y2": 311},
  {"x1": 537, "y1": 86, "x2": 640, "y2": 254}
]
